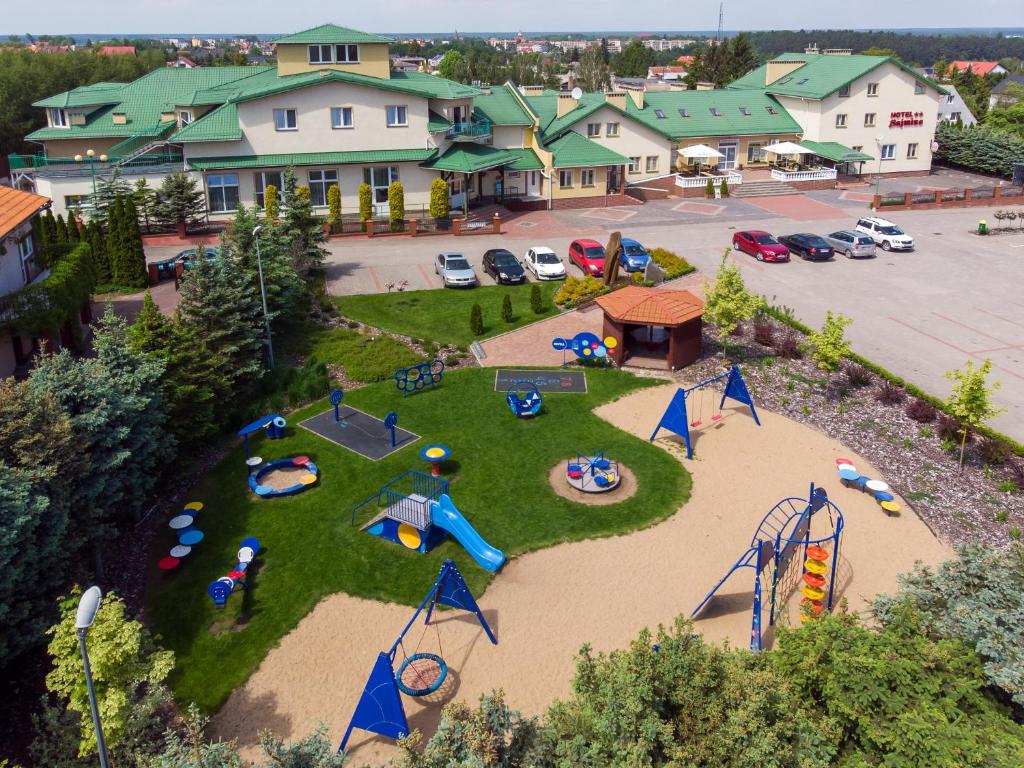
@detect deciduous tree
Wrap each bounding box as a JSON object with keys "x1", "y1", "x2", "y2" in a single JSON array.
[
  {"x1": 577, "y1": 44, "x2": 611, "y2": 93},
  {"x1": 806, "y1": 310, "x2": 852, "y2": 371},
  {"x1": 945, "y1": 358, "x2": 1004, "y2": 469},
  {"x1": 703, "y1": 250, "x2": 761, "y2": 347}
]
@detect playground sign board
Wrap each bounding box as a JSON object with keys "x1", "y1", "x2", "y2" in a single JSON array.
[{"x1": 493, "y1": 369, "x2": 587, "y2": 393}]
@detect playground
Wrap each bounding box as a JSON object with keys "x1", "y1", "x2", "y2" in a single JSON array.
[{"x1": 199, "y1": 379, "x2": 950, "y2": 764}]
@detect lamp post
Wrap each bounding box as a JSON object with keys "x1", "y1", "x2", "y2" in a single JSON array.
[
  {"x1": 873, "y1": 136, "x2": 884, "y2": 200},
  {"x1": 76, "y1": 586, "x2": 110, "y2": 768},
  {"x1": 73, "y1": 149, "x2": 109, "y2": 201},
  {"x1": 252, "y1": 225, "x2": 275, "y2": 369}
]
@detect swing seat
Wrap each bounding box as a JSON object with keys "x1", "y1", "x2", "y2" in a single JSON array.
[
  {"x1": 395, "y1": 652, "x2": 448, "y2": 696},
  {"x1": 711, "y1": 413, "x2": 723, "y2": 422},
  {"x1": 690, "y1": 420, "x2": 702, "y2": 427}
]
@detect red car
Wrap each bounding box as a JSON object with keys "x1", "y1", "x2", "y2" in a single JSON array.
[
  {"x1": 568, "y1": 238, "x2": 606, "y2": 276},
  {"x1": 732, "y1": 230, "x2": 790, "y2": 262}
]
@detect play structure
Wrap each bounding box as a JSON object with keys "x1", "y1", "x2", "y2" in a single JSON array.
[
  {"x1": 237, "y1": 413, "x2": 286, "y2": 459},
  {"x1": 551, "y1": 332, "x2": 617, "y2": 365},
  {"x1": 394, "y1": 359, "x2": 445, "y2": 395},
  {"x1": 300, "y1": 390, "x2": 418, "y2": 461},
  {"x1": 329, "y1": 388, "x2": 400, "y2": 448},
  {"x1": 506, "y1": 380, "x2": 543, "y2": 418},
  {"x1": 351, "y1": 471, "x2": 505, "y2": 572},
  {"x1": 691, "y1": 483, "x2": 844, "y2": 650},
  {"x1": 649, "y1": 366, "x2": 760, "y2": 459},
  {"x1": 836, "y1": 457, "x2": 901, "y2": 515},
  {"x1": 566, "y1": 451, "x2": 621, "y2": 493},
  {"x1": 159, "y1": 501, "x2": 205, "y2": 570},
  {"x1": 208, "y1": 537, "x2": 260, "y2": 607},
  {"x1": 247, "y1": 455, "x2": 319, "y2": 498},
  {"x1": 338, "y1": 559, "x2": 497, "y2": 753},
  {"x1": 419, "y1": 444, "x2": 451, "y2": 476},
  {"x1": 493, "y1": 369, "x2": 588, "y2": 393}
]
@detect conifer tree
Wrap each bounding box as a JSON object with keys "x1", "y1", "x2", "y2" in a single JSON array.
[
  {"x1": 119, "y1": 197, "x2": 148, "y2": 288},
  {"x1": 282, "y1": 184, "x2": 327, "y2": 278},
  {"x1": 54, "y1": 213, "x2": 69, "y2": 244},
  {"x1": 87, "y1": 219, "x2": 111, "y2": 284}
]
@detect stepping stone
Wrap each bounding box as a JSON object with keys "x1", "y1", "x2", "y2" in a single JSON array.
[
  {"x1": 866, "y1": 479, "x2": 890, "y2": 493},
  {"x1": 184, "y1": 501, "x2": 203, "y2": 512},
  {"x1": 246, "y1": 456, "x2": 263, "y2": 468},
  {"x1": 838, "y1": 467, "x2": 859, "y2": 481},
  {"x1": 836, "y1": 462, "x2": 857, "y2": 474},
  {"x1": 169, "y1": 514, "x2": 194, "y2": 530},
  {"x1": 880, "y1": 500, "x2": 901, "y2": 515},
  {"x1": 835, "y1": 457, "x2": 853, "y2": 466},
  {"x1": 292, "y1": 455, "x2": 311, "y2": 465},
  {"x1": 157, "y1": 556, "x2": 180, "y2": 571},
  {"x1": 874, "y1": 491, "x2": 895, "y2": 502},
  {"x1": 179, "y1": 529, "x2": 204, "y2": 546},
  {"x1": 169, "y1": 545, "x2": 192, "y2": 558}
]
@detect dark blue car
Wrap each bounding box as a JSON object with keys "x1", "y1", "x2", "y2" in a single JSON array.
[{"x1": 620, "y1": 238, "x2": 651, "y2": 272}]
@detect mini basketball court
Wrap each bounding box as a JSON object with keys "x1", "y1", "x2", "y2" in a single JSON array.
[{"x1": 299, "y1": 406, "x2": 419, "y2": 461}]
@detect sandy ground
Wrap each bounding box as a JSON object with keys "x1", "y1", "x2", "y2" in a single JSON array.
[{"x1": 211, "y1": 383, "x2": 950, "y2": 764}]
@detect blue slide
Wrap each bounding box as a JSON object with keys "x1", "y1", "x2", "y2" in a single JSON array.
[{"x1": 430, "y1": 494, "x2": 506, "y2": 573}]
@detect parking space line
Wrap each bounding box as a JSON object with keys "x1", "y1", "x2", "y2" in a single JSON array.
[
  {"x1": 931, "y1": 311, "x2": 1014, "y2": 346},
  {"x1": 974, "y1": 307, "x2": 1024, "y2": 330},
  {"x1": 367, "y1": 266, "x2": 385, "y2": 293},
  {"x1": 416, "y1": 264, "x2": 434, "y2": 288},
  {"x1": 890, "y1": 316, "x2": 1024, "y2": 383}
]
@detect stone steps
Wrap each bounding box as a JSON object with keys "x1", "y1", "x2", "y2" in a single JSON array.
[{"x1": 731, "y1": 180, "x2": 801, "y2": 198}]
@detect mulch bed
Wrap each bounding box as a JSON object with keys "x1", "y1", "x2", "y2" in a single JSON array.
[{"x1": 675, "y1": 319, "x2": 1023, "y2": 548}]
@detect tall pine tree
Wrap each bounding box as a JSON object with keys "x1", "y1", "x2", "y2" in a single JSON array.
[
  {"x1": 87, "y1": 219, "x2": 111, "y2": 284},
  {"x1": 120, "y1": 197, "x2": 148, "y2": 288}
]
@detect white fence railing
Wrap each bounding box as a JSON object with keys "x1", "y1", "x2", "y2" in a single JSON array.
[
  {"x1": 770, "y1": 167, "x2": 838, "y2": 182},
  {"x1": 675, "y1": 171, "x2": 743, "y2": 189}
]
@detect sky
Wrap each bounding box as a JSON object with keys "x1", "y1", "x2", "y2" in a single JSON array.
[{"x1": 2, "y1": 0, "x2": 1022, "y2": 35}]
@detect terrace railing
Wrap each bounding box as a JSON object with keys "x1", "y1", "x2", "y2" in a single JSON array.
[
  {"x1": 447, "y1": 117, "x2": 492, "y2": 140},
  {"x1": 7, "y1": 152, "x2": 185, "y2": 178},
  {"x1": 675, "y1": 170, "x2": 743, "y2": 189},
  {"x1": 770, "y1": 167, "x2": 837, "y2": 182}
]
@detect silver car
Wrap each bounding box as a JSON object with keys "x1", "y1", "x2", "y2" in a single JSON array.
[
  {"x1": 823, "y1": 230, "x2": 876, "y2": 259},
  {"x1": 434, "y1": 252, "x2": 478, "y2": 288}
]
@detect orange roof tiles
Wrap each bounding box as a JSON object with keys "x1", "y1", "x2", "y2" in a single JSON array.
[
  {"x1": 0, "y1": 186, "x2": 50, "y2": 240},
  {"x1": 98, "y1": 45, "x2": 137, "y2": 56},
  {"x1": 595, "y1": 285, "x2": 704, "y2": 326},
  {"x1": 949, "y1": 61, "x2": 1002, "y2": 76}
]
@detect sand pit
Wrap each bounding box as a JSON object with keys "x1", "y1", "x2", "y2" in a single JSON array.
[
  {"x1": 211, "y1": 383, "x2": 950, "y2": 764},
  {"x1": 548, "y1": 461, "x2": 637, "y2": 505},
  {"x1": 259, "y1": 466, "x2": 310, "y2": 490}
]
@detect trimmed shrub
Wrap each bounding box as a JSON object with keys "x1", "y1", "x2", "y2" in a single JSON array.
[
  {"x1": 554, "y1": 275, "x2": 610, "y2": 308},
  {"x1": 753, "y1": 322, "x2": 775, "y2": 346},
  {"x1": 388, "y1": 181, "x2": 405, "y2": 232},
  {"x1": 874, "y1": 380, "x2": 906, "y2": 405},
  {"x1": 648, "y1": 247, "x2": 695, "y2": 280},
  {"x1": 906, "y1": 398, "x2": 938, "y2": 423},
  {"x1": 705, "y1": 177, "x2": 715, "y2": 198},
  {"x1": 720, "y1": 179, "x2": 730, "y2": 198},
  {"x1": 358, "y1": 183, "x2": 372, "y2": 226},
  {"x1": 978, "y1": 436, "x2": 1012, "y2": 466},
  {"x1": 501, "y1": 294, "x2": 513, "y2": 323},
  {"x1": 264, "y1": 184, "x2": 279, "y2": 221},
  {"x1": 469, "y1": 303, "x2": 483, "y2": 336},
  {"x1": 530, "y1": 283, "x2": 543, "y2": 314},
  {"x1": 844, "y1": 362, "x2": 873, "y2": 389},
  {"x1": 327, "y1": 184, "x2": 341, "y2": 229},
  {"x1": 937, "y1": 412, "x2": 963, "y2": 442},
  {"x1": 429, "y1": 177, "x2": 450, "y2": 219}
]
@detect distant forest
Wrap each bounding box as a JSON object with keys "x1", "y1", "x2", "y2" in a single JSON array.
[{"x1": 744, "y1": 30, "x2": 1024, "y2": 65}]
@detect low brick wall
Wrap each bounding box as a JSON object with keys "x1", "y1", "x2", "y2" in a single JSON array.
[
  {"x1": 872, "y1": 186, "x2": 1024, "y2": 212},
  {"x1": 790, "y1": 178, "x2": 838, "y2": 191},
  {"x1": 626, "y1": 175, "x2": 678, "y2": 202}
]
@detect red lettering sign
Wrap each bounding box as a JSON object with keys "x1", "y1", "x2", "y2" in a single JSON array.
[{"x1": 889, "y1": 111, "x2": 924, "y2": 128}]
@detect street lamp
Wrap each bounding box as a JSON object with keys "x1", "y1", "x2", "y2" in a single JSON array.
[
  {"x1": 73, "y1": 148, "x2": 108, "y2": 200},
  {"x1": 873, "y1": 136, "x2": 884, "y2": 200},
  {"x1": 252, "y1": 225, "x2": 275, "y2": 369},
  {"x1": 76, "y1": 586, "x2": 110, "y2": 768}
]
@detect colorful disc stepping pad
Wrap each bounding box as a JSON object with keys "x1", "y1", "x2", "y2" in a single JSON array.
[
  {"x1": 157, "y1": 556, "x2": 180, "y2": 571},
  {"x1": 880, "y1": 500, "x2": 901, "y2": 514},
  {"x1": 169, "y1": 514, "x2": 194, "y2": 530},
  {"x1": 170, "y1": 545, "x2": 192, "y2": 558},
  {"x1": 866, "y1": 479, "x2": 889, "y2": 492},
  {"x1": 179, "y1": 529, "x2": 204, "y2": 546},
  {"x1": 184, "y1": 501, "x2": 203, "y2": 512},
  {"x1": 838, "y1": 467, "x2": 859, "y2": 482}
]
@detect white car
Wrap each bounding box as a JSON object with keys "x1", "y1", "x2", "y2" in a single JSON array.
[
  {"x1": 523, "y1": 246, "x2": 567, "y2": 280},
  {"x1": 855, "y1": 217, "x2": 915, "y2": 252}
]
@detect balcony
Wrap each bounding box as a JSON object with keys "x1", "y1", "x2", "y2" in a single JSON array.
[
  {"x1": 7, "y1": 151, "x2": 184, "y2": 179},
  {"x1": 446, "y1": 118, "x2": 492, "y2": 142}
]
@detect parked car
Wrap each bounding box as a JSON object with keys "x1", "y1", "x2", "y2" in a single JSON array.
[
  {"x1": 823, "y1": 230, "x2": 877, "y2": 258},
  {"x1": 731, "y1": 231, "x2": 790, "y2": 262},
  {"x1": 620, "y1": 238, "x2": 652, "y2": 272},
  {"x1": 175, "y1": 246, "x2": 220, "y2": 269},
  {"x1": 855, "y1": 217, "x2": 914, "y2": 251},
  {"x1": 778, "y1": 233, "x2": 835, "y2": 261},
  {"x1": 524, "y1": 246, "x2": 566, "y2": 280},
  {"x1": 434, "y1": 252, "x2": 478, "y2": 288},
  {"x1": 568, "y1": 238, "x2": 606, "y2": 276},
  {"x1": 482, "y1": 248, "x2": 526, "y2": 285}
]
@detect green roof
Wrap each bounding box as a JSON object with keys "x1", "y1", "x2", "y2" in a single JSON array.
[
  {"x1": 187, "y1": 149, "x2": 436, "y2": 171},
  {"x1": 728, "y1": 53, "x2": 946, "y2": 99},
  {"x1": 220, "y1": 68, "x2": 481, "y2": 105},
  {"x1": 428, "y1": 110, "x2": 452, "y2": 132},
  {"x1": 624, "y1": 90, "x2": 802, "y2": 140},
  {"x1": 547, "y1": 132, "x2": 629, "y2": 168},
  {"x1": 274, "y1": 24, "x2": 394, "y2": 45},
  {"x1": 33, "y1": 82, "x2": 126, "y2": 109},
  {"x1": 522, "y1": 90, "x2": 608, "y2": 136},
  {"x1": 420, "y1": 144, "x2": 522, "y2": 173},
  {"x1": 473, "y1": 84, "x2": 535, "y2": 126},
  {"x1": 798, "y1": 140, "x2": 874, "y2": 163},
  {"x1": 174, "y1": 103, "x2": 241, "y2": 143},
  {"x1": 505, "y1": 148, "x2": 543, "y2": 171}
]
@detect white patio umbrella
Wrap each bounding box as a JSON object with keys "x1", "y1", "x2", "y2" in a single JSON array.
[
  {"x1": 762, "y1": 141, "x2": 814, "y2": 157},
  {"x1": 680, "y1": 143, "x2": 725, "y2": 159}
]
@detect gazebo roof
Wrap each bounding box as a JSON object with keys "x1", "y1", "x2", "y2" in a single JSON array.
[{"x1": 595, "y1": 286, "x2": 704, "y2": 326}]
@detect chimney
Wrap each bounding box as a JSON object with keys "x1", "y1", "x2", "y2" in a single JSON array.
[
  {"x1": 557, "y1": 92, "x2": 577, "y2": 118},
  {"x1": 823, "y1": 48, "x2": 852, "y2": 56},
  {"x1": 604, "y1": 91, "x2": 627, "y2": 110},
  {"x1": 765, "y1": 59, "x2": 805, "y2": 85},
  {"x1": 622, "y1": 85, "x2": 644, "y2": 109},
  {"x1": 804, "y1": 43, "x2": 820, "y2": 55},
  {"x1": 160, "y1": 110, "x2": 176, "y2": 123},
  {"x1": 519, "y1": 84, "x2": 544, "y2": 96},
  {"x1": 695, "y1": 81, "x2": 714, "y2": 91},
  {"x1": 112, "y1": 111, "x2": 128, "y2": 125}
]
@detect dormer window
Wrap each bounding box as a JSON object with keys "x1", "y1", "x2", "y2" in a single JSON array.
[
  {"x1": 678, "y1": 108, "x2": 690, "y2": 118},
  {"x1": 179, "y1": 110, "x2": 193, "y2": 126},
  {"x1": 709, "y1": 107, "x2": 721, "y2": 116},
  {"x1": 335, "y1": 44, "x2": 359, "y2": 63},
  {"x1": 654, "y1": 109, "x2": 666, "y2": 119},
  {"x1": 778, "y1": 77, "x2": 793, "y2": 84},
  {"x1": 766, "y1": 105, "x2": 778, "y2": 115},
  {"x1": 739, "y1": 106, "x2": 751, "y2": 116},
  {"x1": 308, "y1": 44, "x2": 332, "y2": 64},
  {"x1": 796, "y1": 78, "x2": 809, "y2": 85},
  {"x1": 307, "y1": 43, "x2": 360, "y2": 64},
  {"x1": 49, "y1": 108, "x2": 68, "y2": 128}
]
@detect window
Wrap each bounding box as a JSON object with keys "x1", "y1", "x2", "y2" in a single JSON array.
[
  {"x1": 778, "y1": 77, "x2": 793, "y2": 84},
  {"x1": 48, "y1": 108, "x2": 68, "y2": 127},
  {"x1": 835, "y1": 113, "x2": 848, "y2": 128},
  {"x1": 906, "y1": 142, "x2": 919, "y2": 159},
  {"x1": 914, "y1": 82, "x2": 925, "y2": 95},
  {"x1": 627, "y1": 156, "x2": 641, "y2": 173},
  {"x1": 880, "y1": 143, "x2": 896, "y2": 161},
  {"x1": 363, "y1": 166, "x2": 399, "y2": 205},
  {"x1": 587, "y1": 122, "x2": 601, "y2": 137},
  {"x1": 947, "y1": 94, "x2": 955, "y2": 103},
  {"x1": 852, "y1": 145, "x2": 863, "y2": 152},
  {"x1": 654, "y1": 109, "x2": 666, "y2": 119},
  {"x1": 739, "y1": 106, "x2": 751, "y2": 116},
  {"x1": 747, "y1": 142, "x2": 764, "y2": 163},
  {"x1": 606, "y1": 122, "x2": 620, "y2": 137},
  {"x1": 765, "y1": 105, "x2": 778, "y2": 115},
  {"x1": 18, "y1": 234, "x2": 40, "y2": 284},
  {"x1": 867, "y1": 82, "x2": 879, "y2": 97},
  {"x1": 838, "y1": 85, "x2": 850, "y2": 97},
  {"x1": 645, "y1": 155, "x2": 658, "y2": 173},
  {"x1": 274, "y1": 108, "x2": 297, "y2": 131},
  {"x1": 253, "y1": 171, "x2": 283, "y2": 208},
  {"x1": 386, "y1": 105, "x2": 408, "y2": 127},
  {"x1": 580, "y1": 169, "x2": 595, "y2": 187},
  {"x1": 796, "y1": 78, "x2": 809, "y2": 85},
  {"x1": 678, "y1": 108, "x2": 690, "y2": 118},
  {"x1": 864, "y1": 112, "x2": 876, "y2": 127},
  {"x1": 208, "y1": 174, "x2": 239, "y2": 212},
  {"x1": 179, "y1": 110, "x2": 193, "y2": 126},
  {"x1": 331, "y1": 106, "x2": 354, "y2": 129},
  {"x1": 308, "y1": 44, "x2": 333, "y2": 64},
  {"x1": 949, "y1": 111, "x2": 962, "y2": 122},
  {"x1": 308, "y1": 169, "x2": 339, "y2": 207},
  {"x1": 709, "y1": 107, "x2": 721, "y2": 116},
  {"x1": 335, "y1": 44, "x2": 359, "y2": 63},
  {"x1": 558, "y1": 169, "x2": 573, "y2": 188}
]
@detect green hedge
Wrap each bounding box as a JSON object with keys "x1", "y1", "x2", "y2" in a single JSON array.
[
  {"x1": 649, "y1": 247, "x2": 696, "y2": 281},
  {"x1": 763, "y1": 304, "x2": 1024, "y2": 456},
  {"x1": 0, "y1": 242, "x2": 96, "y2": 334},
  {"x1": 934, "y1": 121, "x2": 1024, "y2": 179}
]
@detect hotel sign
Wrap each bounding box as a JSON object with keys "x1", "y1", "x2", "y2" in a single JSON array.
[{"x1": 889, "y1": 111, "x2": 924, "y2": 128}]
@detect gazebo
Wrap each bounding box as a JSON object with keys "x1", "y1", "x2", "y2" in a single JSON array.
[{"x1": 595, "y1": 286, "x2": 704, "y2": 370}]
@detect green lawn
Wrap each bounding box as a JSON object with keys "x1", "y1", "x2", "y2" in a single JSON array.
[
  {"x1": 306, "y1": 327, "x2": 425, "y2": 382},
  {"x1": 146, "y1": 367, "x2": 690, "y2": 712},
  {"x1": 336, "y1": 281, "x2": 562, "y2": 347}
]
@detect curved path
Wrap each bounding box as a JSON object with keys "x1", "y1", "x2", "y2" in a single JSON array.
[{"x1": 211, "y1": 383, "x2": 949, "y2": 764}]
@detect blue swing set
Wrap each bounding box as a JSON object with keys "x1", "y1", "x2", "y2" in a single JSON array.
[
  {"x1": 649, "y1": 365, "x2": 760, "y2": 459},
  {"x1": 337, "y1": 559, "x2": 497, "y2": 753}
]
